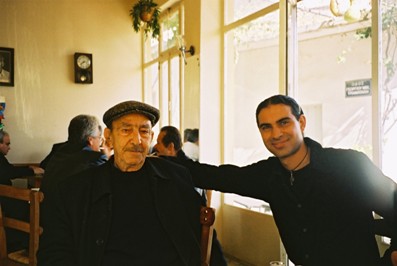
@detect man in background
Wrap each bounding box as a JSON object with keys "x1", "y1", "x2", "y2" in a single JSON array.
[
  {"x1": 183, "y1": 128, "x2": 199, "y2": 161},
  {"x1": 0, "y1": 130, "x2": 44, "y2": 252},
  {"x1": 154, "y1": 125, "x2": 227, "y2": 266},
  {"x1": 40, "y1": 114, "x2": 111, "y2": 194},
  {"x1": 0, "y1": 130, "x2": 44, "y2": 185}
]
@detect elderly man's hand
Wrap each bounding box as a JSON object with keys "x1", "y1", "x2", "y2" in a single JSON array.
[{"x1": 392, "y1": 250, "x2": 397, "y2": 266}]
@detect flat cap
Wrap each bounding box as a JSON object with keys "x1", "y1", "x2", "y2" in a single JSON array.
[{"x1": 103, "y1": 100, "x2": 160, "y2": 127}]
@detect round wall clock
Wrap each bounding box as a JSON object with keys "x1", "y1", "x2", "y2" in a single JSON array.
[{"x1": 74, "y1": 53, "x2": 93, "y2": 84}]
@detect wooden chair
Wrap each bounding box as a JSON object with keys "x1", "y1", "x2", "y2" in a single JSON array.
[
  {"x1": 0, "y1": 184, "x2": 44, "y2": 266},
  {"x1": 200, "y1": 206, "x2": 215, "y2": 266}
]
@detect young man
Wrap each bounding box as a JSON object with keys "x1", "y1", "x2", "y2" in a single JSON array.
[
  {"x1": 38, "y1": 101, "x2": 203, "y2": 266},
  {"x1": 176, "y1": 94, "x2": 397, "y2": 265}
]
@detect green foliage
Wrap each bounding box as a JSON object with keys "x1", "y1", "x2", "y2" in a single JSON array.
[{"x1": 130, "y1": 0, "x2": 161, "y2": 39}]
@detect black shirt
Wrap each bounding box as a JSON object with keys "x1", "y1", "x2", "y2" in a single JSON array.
[{"x1": 102, "y1": 164, "x2": 182, "y2": 266}]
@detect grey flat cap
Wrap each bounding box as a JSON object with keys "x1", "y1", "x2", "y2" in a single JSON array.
[{"x1": 103, "y1": 100, "x2": 160, "y2": 127}]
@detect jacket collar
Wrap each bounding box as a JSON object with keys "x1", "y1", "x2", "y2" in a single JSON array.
[{"x1": 90, "y1": 157, "x2": 170, "y2": 203}]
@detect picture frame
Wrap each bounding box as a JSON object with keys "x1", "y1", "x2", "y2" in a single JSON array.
[{"x1": 0, "y1": 47, "x2": 14, "y2": 87}]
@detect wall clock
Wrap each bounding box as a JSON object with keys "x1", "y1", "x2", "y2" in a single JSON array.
[{"x1": 74, "y1": 53, "x2": 93, "y2": 84}]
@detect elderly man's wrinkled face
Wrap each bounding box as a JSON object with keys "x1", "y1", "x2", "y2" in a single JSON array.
[{"x1": 105, "y1": 113, "x2": 153, "y2": 172}]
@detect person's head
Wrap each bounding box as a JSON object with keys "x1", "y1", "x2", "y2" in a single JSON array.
[
  {"x1": 68, "y1": 114, "x2": 102, "y2": 151},
  {"x1": 183, "y1": 128, "x2": 192, "y2": 143},
  {"x1": 186, "y1": 128, "x2": 199, "y2": 144},
  {"x1": 153, "y1": 126, "x2": 182, "y2": 157},
  {"x1": 103, "y1": 100, "x2": 160, "y2": 172},
  {"x1": 255, "y1": 94, "x2": 306, "y2": 160},
  {"x1": 0, "y1": 130, "x2": 11, "y2": 155}
]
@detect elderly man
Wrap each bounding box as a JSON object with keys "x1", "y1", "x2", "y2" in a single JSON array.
[{"x1": 38, "y1": 101, "x2": 202, "y2": 266}]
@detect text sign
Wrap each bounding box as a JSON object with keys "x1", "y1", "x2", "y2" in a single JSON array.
[{"x1": 345, "y1": 79, "x2": 371, "y2": 97}]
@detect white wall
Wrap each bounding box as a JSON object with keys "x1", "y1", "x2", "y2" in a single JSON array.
[{"x1": 0, "y1": 0, "x2": 142, "y2": 163}]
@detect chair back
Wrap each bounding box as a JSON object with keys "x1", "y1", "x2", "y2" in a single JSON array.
[
  {"x1": 200, "y1": 206, "x2": 215, "y2": 266},
  {"x1": 0, "y1": 185, "x2": 44, "y2": 266}
]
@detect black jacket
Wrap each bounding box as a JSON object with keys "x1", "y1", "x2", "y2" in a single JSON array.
[
  {"x1": 38, "y1": 157, "x2": 202, "y2": 266},
  {"x1": 0, "y1": 154, "x2": 34, "y2": 185},
  {"x1": 177, "y1": 137, "x2": 396, "y2": 265}
]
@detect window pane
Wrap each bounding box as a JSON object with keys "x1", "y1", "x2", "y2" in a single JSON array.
[
  {"x1": 225, "y1": 0, "x2": 278, "y2": 24},
  {"x1": 381, "y1": 0, "x2": 397, "y2": 181},
  {"x1": 297, "y1": 0, "x2": 373, "y2": 157},
  {"x1": 160, "y1": 62, "x2": 169, "y2": 125},
  {"x1": 144, "y1": 63, "x2": 160, "y2": 134},
  {"x1": 223, "y1": 12, "x2": 280, "y2": 209},
  {"x1": 144, "y1": 37, "x2": 159, "y2": 63},
  {"x1": 161, "y1": 11, "x2": 180, "y2": 51},
  {"x1": 170, "y1": 56, "x2": 180, "y2": 127},
  {"x1": 144, "y1": 63, "x2": 159, "y2": 109}
]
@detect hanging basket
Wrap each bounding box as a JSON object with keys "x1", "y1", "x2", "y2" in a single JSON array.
[
  {"x1": 140, "y1": 8, "x2": 155, "y2": 22},
  {"x1": 130, "y1": 0, "x2": 161, "y2": 39}
]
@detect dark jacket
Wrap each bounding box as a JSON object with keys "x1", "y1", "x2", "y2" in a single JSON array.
[
  {"x1": 177, "y1": 137, "x2": 396, "y2": 266},
  {"x1": 38, "y1": 157, "x2": 202, "y2": 266},
  {"x1": 39, "y1": 141, "x2": 67, "y2": 169},
  {"x1": 0, "y1": 154, "x2": 34, "y2": 185},
  {"x1": 40, "y1": 142, "x2": 107, "y2": 194}
]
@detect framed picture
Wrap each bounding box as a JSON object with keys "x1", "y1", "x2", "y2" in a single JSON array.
[{"x1": 0, "y1": 47, "x2": 14, "y2": 87}]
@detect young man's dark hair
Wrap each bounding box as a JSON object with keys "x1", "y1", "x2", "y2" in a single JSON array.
[{"x1": 255, "y1": 94, "x2": 303, "y2": 126}]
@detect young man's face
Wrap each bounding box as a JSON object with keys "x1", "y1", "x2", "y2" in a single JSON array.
[
  {"x1": 257, "y1": 103, "x2": 306, "y2": 160},
  {"x1": 105, "y1": 113, "x2": 153, "y2": 172},
  {"x1": 153, "y1": 131, "x2": 175, "y2": 157},
  {"x1": 0, "y1": 134, "x2": 11, "y2": 155}
]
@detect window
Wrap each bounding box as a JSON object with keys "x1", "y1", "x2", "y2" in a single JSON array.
[
  {"x1": 143, "y1": 3, "x2": 183, "y2": 130},
  {"x1": 223, "y1": 0, "x2": 397, "y2": 212}
]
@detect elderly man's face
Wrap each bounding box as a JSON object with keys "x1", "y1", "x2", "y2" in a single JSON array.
[{"x1": 105, "y1": 113, "x2": 154, "y2": 172}]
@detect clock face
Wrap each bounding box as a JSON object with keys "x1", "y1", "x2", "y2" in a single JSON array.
[{"x1": 77, "y1": 55, "x2": 91, "y2": 69}]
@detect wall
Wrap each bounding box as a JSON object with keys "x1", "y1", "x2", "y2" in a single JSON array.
[
  {"x1": 222, "y1": 205, "x2": 280, "y2": 265},
  {"x1": 0, "y1": 0, "x2": 142, "y2": 163}
]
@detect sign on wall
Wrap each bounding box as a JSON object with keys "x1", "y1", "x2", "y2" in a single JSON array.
[{"x1": 345, "y1": 79, "x2": 371, "y2": 97}]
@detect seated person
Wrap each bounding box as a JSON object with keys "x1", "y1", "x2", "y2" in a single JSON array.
[
  {"x1": 40, "y1": 114, "x2": 111, "y2": 194},
  {"x1": 39, "y1": 141, "x2": 67, "y2": 169},
  {"x1": 154, "y1": 125, "x2": 227, "y2": 266},
  {"x1": 0, "y1": 130, "x2": 44, "y2": 252},
  {"x1": 38, "y1": 101, "x2": 203, "y2": 265},
  {"x1": 182, "y1": 128, "x2": 199, "y2": 161}
]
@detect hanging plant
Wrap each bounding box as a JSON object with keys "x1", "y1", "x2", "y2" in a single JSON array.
[{"x1": 130, "y1": 0, "x2": 161, "y2": 39}]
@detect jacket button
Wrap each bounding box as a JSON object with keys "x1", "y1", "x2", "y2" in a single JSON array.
[{"x1": 96, "y1": 239, "x2": 104, "y2": 246}]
